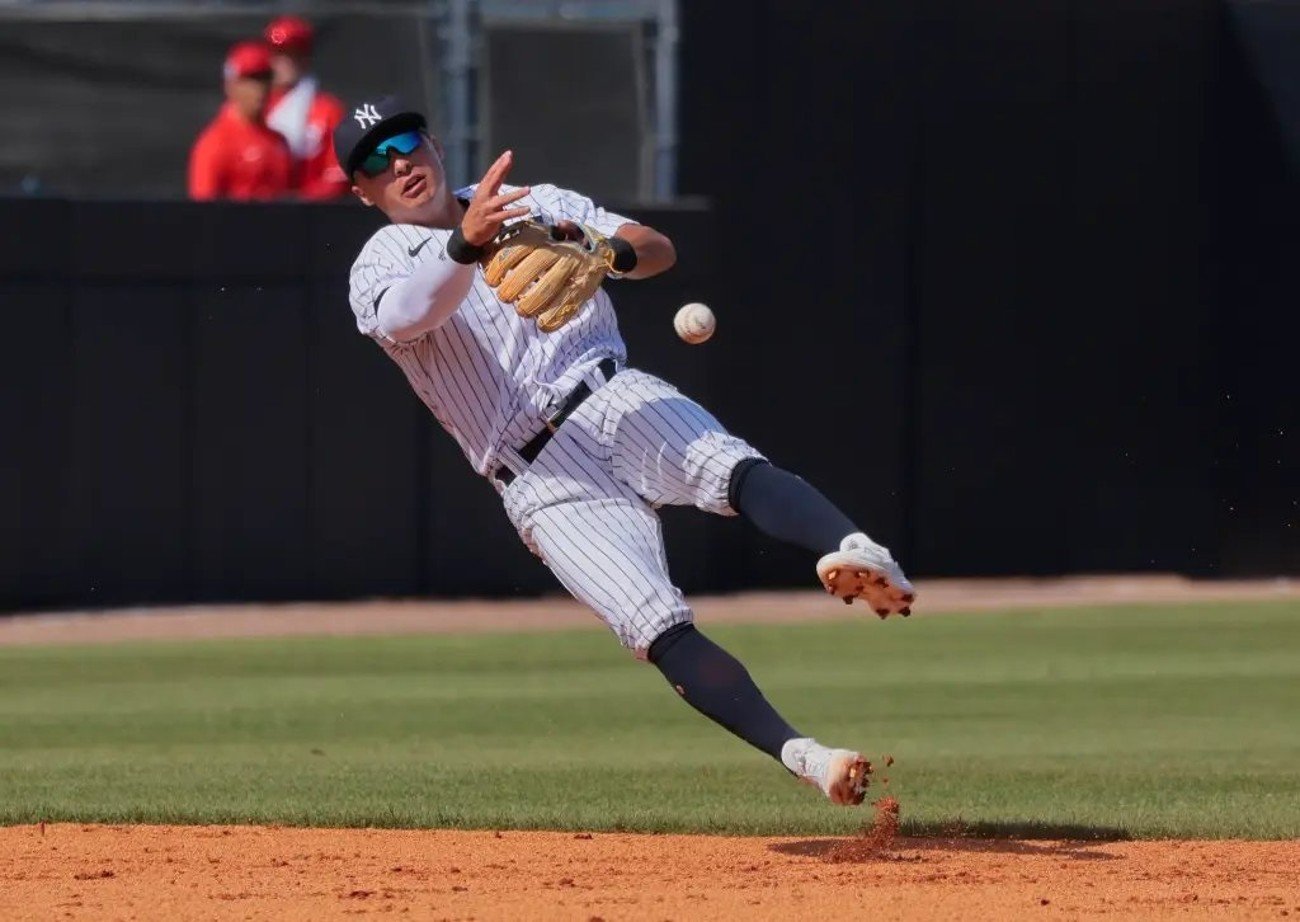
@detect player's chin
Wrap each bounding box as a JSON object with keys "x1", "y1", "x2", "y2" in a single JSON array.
[{"x1": 386, "y1": 198, "x2": 437, "y2": 226}]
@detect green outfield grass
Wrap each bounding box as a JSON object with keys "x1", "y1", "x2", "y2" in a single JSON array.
[{"x1": 2, "y1": 601, "x2": 1299, "y2": 839}]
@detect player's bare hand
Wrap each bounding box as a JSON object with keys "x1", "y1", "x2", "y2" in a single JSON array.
[{"x1": 461, "y1": 150, "x2": 532, "y2": 246}]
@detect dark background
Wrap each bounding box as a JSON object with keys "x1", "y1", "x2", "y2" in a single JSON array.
[{"x1": 2, "y1": 0, "x2": 1296, "y2": 614}]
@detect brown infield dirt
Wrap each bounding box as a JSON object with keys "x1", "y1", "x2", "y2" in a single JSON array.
[{"x1": 3, "y1": 575, "x2": 1299, "y2": 920}]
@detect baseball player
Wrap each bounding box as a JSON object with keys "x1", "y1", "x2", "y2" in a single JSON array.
[
  {"x1": 334, "y1": 96, "x2": 916, "y2": 806},
  {"x1": 263, "y1": 16, "x2": 349, "y2": 200},
  {"x1": 188, "y1": 41, "x2": 295, "y2": 202}
]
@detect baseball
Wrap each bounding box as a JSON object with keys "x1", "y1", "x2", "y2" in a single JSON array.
[{"x1": 674, "y1": 302, "x2": 716, "y2": 344}]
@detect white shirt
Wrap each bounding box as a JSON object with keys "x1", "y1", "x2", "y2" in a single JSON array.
[{"x1": 347, "y1": 183, "x2": 635, "y2": 477}]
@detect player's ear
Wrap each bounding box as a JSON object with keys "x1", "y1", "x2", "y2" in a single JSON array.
[
  {"x1": 351, "y1": 185, "x2": 374, "y2": 208},
  {"x1": 429, "y1": 133, "x2": 446, "y2": 162}
]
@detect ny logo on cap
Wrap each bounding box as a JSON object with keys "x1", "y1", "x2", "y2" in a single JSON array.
[{"x1": 354, "y1": 103, "x2": 381, "y2": 128}]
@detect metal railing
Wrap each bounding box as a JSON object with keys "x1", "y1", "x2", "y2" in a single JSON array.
[{"x1": 0, "y1": 0, "x2": 678, "y2": 201}]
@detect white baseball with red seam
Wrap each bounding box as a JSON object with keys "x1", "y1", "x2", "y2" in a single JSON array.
[{"x1": 673, "y1": 302, "x2": 716, "y2": 344}]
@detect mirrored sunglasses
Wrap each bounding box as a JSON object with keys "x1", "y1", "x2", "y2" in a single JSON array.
[{"x1": 357, "y1": 130, "x2": 425, "y2": 178}]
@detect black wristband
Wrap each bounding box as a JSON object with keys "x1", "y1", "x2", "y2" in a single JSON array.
[
  {"x1": 608, "y1": 236, "x2": 638, "y2": 274},
  {"x1": 446, "y1": 225, "x2": 485, "y2": 265}
]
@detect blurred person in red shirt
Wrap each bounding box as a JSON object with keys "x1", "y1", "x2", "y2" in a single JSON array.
[
  {"x1": 188, "y1": 41, "x2": 295, "y2": 201},
  {"x1": 264, "y1": 16, "x2": 349, "y2": 200}
]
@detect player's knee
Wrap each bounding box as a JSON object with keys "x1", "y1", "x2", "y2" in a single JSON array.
[
  {"x1": 630, "y1": 612, "x2": 695, "y2": 662},
  {"x1": 646, "y1": 621, "x2": 695, "y2": 664},
  {"x1": 727, "y1": 457, "x2": 770, "y2": 514}
]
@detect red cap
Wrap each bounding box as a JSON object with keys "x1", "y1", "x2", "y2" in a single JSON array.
[
  {"x1": 265, "y1": 16, "x2": 314, "y2": 55},
  {"x1": 223, "y1": 41, "x2": 274, "y2": 80}
]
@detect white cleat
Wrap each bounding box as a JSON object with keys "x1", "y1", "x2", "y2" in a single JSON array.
[
  {"x1": 816, "y1": 532, "x2": 916, "y2": 619},
  {"x1": 782, "y1": 738, "x2": 873, "y2": 806}
]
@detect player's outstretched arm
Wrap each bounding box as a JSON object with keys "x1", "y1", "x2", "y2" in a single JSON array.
[
  {"x1": 374, "y1": 254, "x2": 475, "y2": 343},
  {"x1": 612, "y1": 224, "x2": 676, "y2": 280},
  {"x1": 374, "y1": 152, "x2": 532, "y2": 342},
  {"x1": 549, "y1": 218, "x2": 676, "y2": 281},
  {"x1": 538, "y1": 179, "x2": 675, "y2": 281}
]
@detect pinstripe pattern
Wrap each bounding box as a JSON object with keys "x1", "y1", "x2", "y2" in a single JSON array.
[
  {"x1": 608, "y1": 370, "x2": 762, "y2": 515},
  {"x1": 502, "y1": 370, "x2": 763, "y2": 654},
  {"x1": 348, "y1": 183, "x2": 631, "y2": 476},
  {"x1": 348, "y1": 184, "x2": 763, "y2": 655}
]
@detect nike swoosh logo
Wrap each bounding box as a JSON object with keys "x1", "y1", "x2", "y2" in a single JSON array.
[{"x1": 408, "y1": 237, "x2": 433, "y2": 258}]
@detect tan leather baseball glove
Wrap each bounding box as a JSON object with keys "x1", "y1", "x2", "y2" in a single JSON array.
[{"x1": 480, "y1": 220, "x2": 622, "y2": 332}]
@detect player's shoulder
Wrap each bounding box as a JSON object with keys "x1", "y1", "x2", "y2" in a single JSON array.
[
  {"x1": 453, "y1": 180, "x2": 534, "y2": 199},
  {"x1": 454, "y1": 181, "x2": 580, "y2": 204},
  {"x1": 464, "y1": 181, "x2": 599, "y2": 224},
  {"x1": 522, "y1": 182, "x2": 587, "y2": 208}
]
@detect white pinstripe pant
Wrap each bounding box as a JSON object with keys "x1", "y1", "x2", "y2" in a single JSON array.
[{"x1": 500, "y1": 368, "x2": 764, "y2": 657}]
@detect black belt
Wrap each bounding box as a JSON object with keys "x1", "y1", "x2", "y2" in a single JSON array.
[{"x1": 494, "y1": 357, "x2": 618, "y2": 487}]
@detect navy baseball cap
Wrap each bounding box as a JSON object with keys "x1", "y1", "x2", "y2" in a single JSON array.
[{"x1": 333, "y1": 94, "x2": 428, "y2": 179}]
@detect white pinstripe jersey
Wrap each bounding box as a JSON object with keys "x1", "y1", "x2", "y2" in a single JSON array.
[{"x1": 347, "y1": 183, "x2": 635, "y2": 477}]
